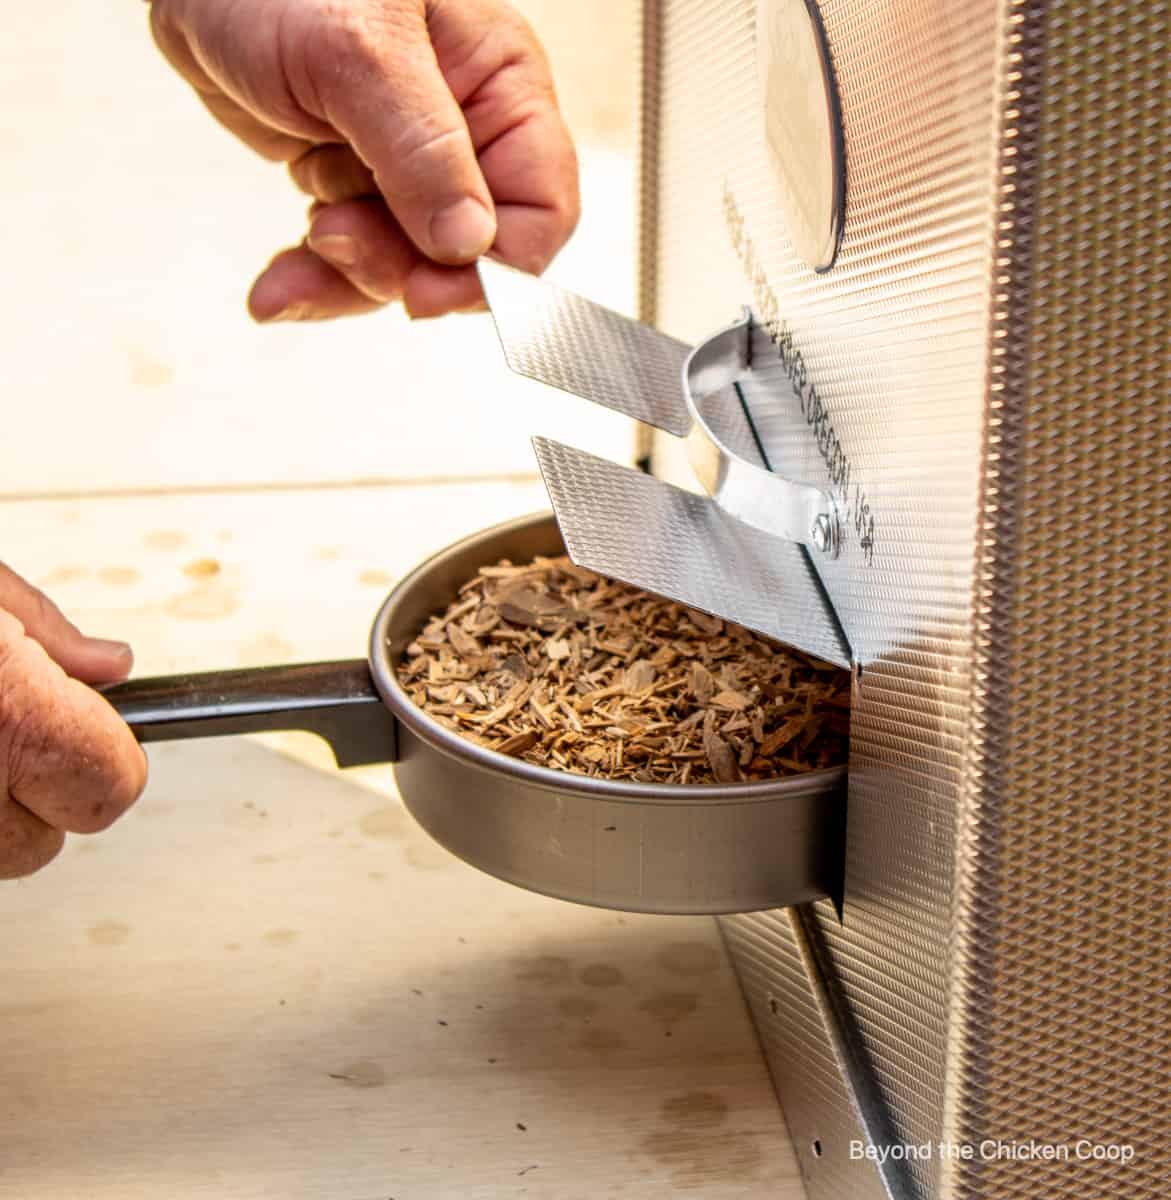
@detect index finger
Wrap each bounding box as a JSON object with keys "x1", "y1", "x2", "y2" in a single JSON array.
[{"x1": 306, "y1": 5, "x2": 496, "y2": 264}]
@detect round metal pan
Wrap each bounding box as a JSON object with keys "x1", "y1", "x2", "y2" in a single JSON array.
[{"x1": 105, "y1": 512, "x2": 846, "y2": 915}]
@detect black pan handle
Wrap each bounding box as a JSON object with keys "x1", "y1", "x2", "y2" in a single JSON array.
[{"x1": 101, "y1": 660, "x2": 398, "y2": 767}]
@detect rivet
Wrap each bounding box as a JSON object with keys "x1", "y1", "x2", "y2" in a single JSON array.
[{"x1": 811, "y1": 514, "x2": 833, "y2": 553}]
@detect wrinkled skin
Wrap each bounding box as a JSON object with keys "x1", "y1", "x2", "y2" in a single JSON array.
[
  {"x1": 0, "y1": 565, "x2": 146, "y2": 878},
  {"x1": 149, "y1": 0, "x2": 581, "y2": 319}
]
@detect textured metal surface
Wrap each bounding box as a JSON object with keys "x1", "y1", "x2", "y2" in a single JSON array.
[
  {"x1": 641, "y1": 0, "x2": 1170, "y2": 1197},
  {"x1": 643, "y1": 2, "x2": 1001, "y2": 1190},
  {"x1": 532, "y1": 437, "x2": 851, "y2": 667},
  {"x1": 478, "y1": 258, "x2": 692, "y2": 437},
  {"x1": 723, "y1": 908, "x2": 906, "y2": 1199},
  {"x1": 482, "y1": 260, "x2": 853, "y2": 653},
  {"x1": 947, "y1": 2, "x2": 1171, "y2": 1195}
]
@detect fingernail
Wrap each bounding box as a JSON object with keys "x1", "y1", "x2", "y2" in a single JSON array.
[
  {"x1": 308, "y1": 232, "x2": 359, "y2": 268},
  {"x1": 430, "y1": 198, "x2": 495, "y2": 262},
  {"x1": 89, "y1": 638, "x2": 133, "y2": 662},
  {"x1": 259, "y1": 301, "x2": 314, "y2": 324}
]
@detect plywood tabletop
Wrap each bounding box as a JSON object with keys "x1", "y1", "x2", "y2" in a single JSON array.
[{"x1": 0, "y1": 487, "x2": 805, "y2": 1200}]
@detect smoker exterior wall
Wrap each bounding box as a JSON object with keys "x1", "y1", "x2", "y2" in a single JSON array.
[{"x1": 639, "y1": 2, "x2": 1169, "y2": 1197}]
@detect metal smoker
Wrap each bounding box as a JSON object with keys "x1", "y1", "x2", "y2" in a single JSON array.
[{"x1": 478, "y1": 1, "x2": 1170, "y2": 1197}]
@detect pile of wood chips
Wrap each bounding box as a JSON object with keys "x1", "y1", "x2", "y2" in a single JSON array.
[{"x1": 399, "y1": 555, "x2": 850, "y2": 785}]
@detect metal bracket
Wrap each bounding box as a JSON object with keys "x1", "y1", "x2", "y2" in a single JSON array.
[
  {"x1": 480, "y1": 260, "x2": 841, "y2": 559},
  {"x1": 478, "y1": 260, "x2": 853, "y2": 664},
  {"x1": 721, "y1": 905, "x2": 910, "y2": 1200},
  {"x1": 684, "y1": 313, "x2": 841, "y2": 556}
]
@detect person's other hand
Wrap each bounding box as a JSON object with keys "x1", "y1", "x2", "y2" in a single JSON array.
[
  {"x1": 149, "y1": 0, "x2": 580, "y2": 321},
  {"x1": 0, "y1": 566, "x2": 146, "y2": 878}
]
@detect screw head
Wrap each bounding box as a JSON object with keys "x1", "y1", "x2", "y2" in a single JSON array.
[{"x1": 810, "y1": 514, "x2": 833, "y2": 553}]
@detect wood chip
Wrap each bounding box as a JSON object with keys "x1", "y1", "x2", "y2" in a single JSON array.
[
  {"x1": 546, "y1": 638, "x2": 571, "y2": 661},
  {"x1": 399, "y1": 553, "x2": 849, "y2": 784},
  {"x1": 496, "y1": 589, "x2": 545, "y2": 626},
  {"x1": 759, "y1": 718, "x2": 805, "y2": 757},
  {"x1": 466, "y1": 606, "x2": 499, "y2": 635},
  {"x1": 447, "y1": 625, "x2": 480, "y2": 657},
  {"x1": 685, "y1": 608, "x2": 724, "y2": 636},
  {"x1": 500, "y1": 652, "x2": 529, "y2": 681},
  {"x1": 498, "y1": 731, "x2": 540, "y2": 756},
  {"x1": 623, "y1": 661, "x2": 657, "y2": 693},
  {"x1": 703, "y1": 725, "x2": 741, "y2": 784},
  {"x1": 690, "y1": 662, "x2": 716, "y2": 705}
]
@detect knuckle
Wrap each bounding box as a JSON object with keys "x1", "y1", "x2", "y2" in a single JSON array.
[
  {"x1": 1, "y1": 661, "x2": 145, "y2": 835},
  {"x1": 71, "y1": 734, "x2": 147, "y2": 835},
  {"x1": 0, "y1": 817, "x2": 64, "y2": 880},
  {"x1": 28, "y1": 583, "x2": 63, "y2": 634},
  {"x1": 288, "y1": 148, "x2": 321, "y2": 196},
  {"x1": 291, "y1": 146, "x2": 375, "y2": 204},
  {"x1": 394, "y1": 123, "x2": 468, "y2": 185},
  {"x1": 307, "y1": 6, "x2": 471, "y2": 187},
  {"x1": 0, "y1": 658, "x2": 44, "y2": 771},
  {"x1": 311, "y1": 5, "x2": 416, "y2": 75},
  {"x1": 5, "y1": 698, "x2": 59, "y2": 800},
  {"x1": 0, "y1": 610, "x2": 27, "y2": 663},
  {"x1": 0, "y1": 564, "x2": 73, "y2": 644},
  {"x1": 502, "y1": 7, "x2": 546, "y2": 62}
]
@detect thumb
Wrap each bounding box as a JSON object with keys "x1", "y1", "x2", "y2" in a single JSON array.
[
  {"x1": 0, "y1": 563, "x2": 133, "y2": 685},
  {"x1": 310, "y1": 7, "x2": 496, "y2": 264}
]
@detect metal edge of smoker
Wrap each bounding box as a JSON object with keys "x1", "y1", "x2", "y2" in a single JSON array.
[
  {"x1": 635, "y1": 3, "x2": 891, "y2": 1197},
  {"x1": 943, "y1": 1, "x2": 1171, "y2": 1196},
  {"x1": 634, "y1": 0, "x2": 664, "y2": 469}
]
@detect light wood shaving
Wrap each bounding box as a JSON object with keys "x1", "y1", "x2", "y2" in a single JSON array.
[{"x1": 400, "y1": 555, "x2": 849, "y2": 784}]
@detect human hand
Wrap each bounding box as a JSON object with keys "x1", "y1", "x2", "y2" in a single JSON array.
[
  {"x1": 0, "y1": 566, "x2": 146, "y2": 878},
  {"x1": 149, "y1": 0, "x2": 580, "y2": 320}
]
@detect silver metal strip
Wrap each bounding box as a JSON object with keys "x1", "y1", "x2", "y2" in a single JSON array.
[
  {"x1": 531, "y1": 437, "x2": 852, "y2": 669},
  {"x1": 482, "y1": 261, "x2": 841, "y2": 556},
  {"x1": 683, "y1": 315, "x2": 841, "y2": 554},
  {"x1": 478, "y1": 258, "x2": 693, "y2": 437}
]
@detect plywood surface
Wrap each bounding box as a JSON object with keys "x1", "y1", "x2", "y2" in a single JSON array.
[{"x1": 0, "y1": 487, "x2": 803, "y2": 1199}]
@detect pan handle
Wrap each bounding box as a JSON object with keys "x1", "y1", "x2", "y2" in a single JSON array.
[{"x1": 101, "y1": 660, "x2": 398, "y2": 767}]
